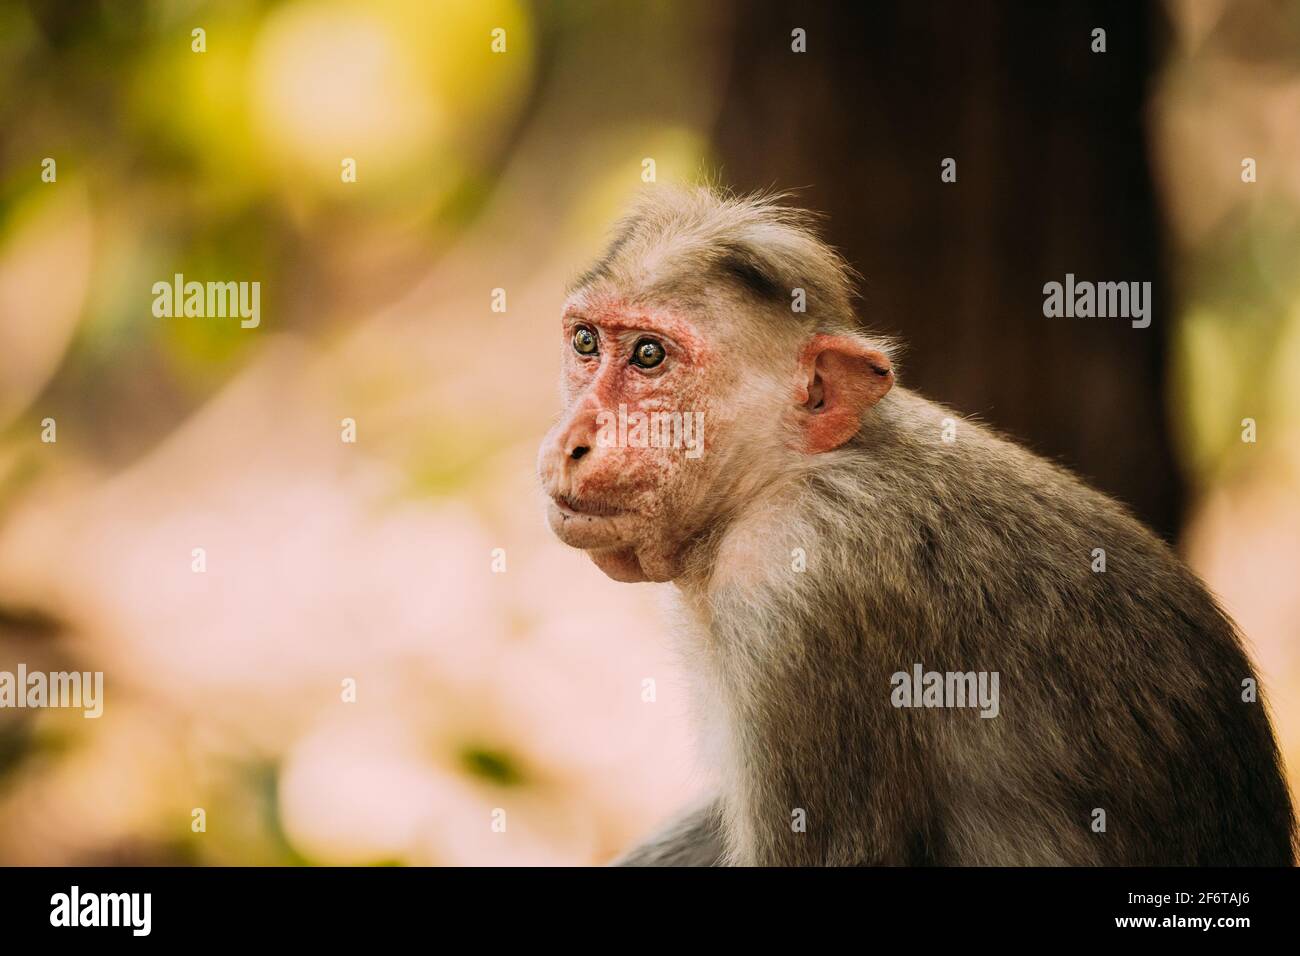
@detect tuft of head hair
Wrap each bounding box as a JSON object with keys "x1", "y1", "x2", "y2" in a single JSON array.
[{"x1": 569, "y1": 184, "x2": 867, "y2": 335}]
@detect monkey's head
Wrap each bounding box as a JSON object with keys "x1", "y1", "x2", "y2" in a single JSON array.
[{"x1": 538, "y1": 186, "x2": 893, "y2": 583}]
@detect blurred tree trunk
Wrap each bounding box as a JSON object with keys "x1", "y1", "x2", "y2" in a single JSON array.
[{"x1": 714, "y1": 0, "x2": 1183, "y2": 539}]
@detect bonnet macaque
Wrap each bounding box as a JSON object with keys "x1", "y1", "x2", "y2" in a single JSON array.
[{"x1": 536, "y1": 185, "x2": 1296, "y2": 866}]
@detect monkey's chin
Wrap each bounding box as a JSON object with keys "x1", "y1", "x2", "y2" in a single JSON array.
[
  {"x1": 544, "y1": 502, "x2": 679, "y2": 583},
  {"x1": 588, "y1": 547, "x2": 649, "y2": 583}
]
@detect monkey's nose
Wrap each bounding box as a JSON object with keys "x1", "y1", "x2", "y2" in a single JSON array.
[{"x1": 570, "y1": 445, "x2": 590, "y2": 461}]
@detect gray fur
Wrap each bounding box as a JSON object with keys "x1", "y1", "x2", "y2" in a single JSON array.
[
  {"x1": 614, "y1": 799, "x2": 726, "y2": 866},
  {"x1": 669, "y1": 386, "x2": 1296, "y2": 864},
  {"x1": 576, "y1": 186, "x2": 1296, "y2": 866},
  {"x1": 570, "y1": 185, "x2": 863, "y2": 338}
]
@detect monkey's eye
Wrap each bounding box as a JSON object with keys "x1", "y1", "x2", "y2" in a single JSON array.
[
  {"x1": 572, "y1": 326, "x2": 598, "y2": 356},
  {"x1": 631, "y1": 338, "x2": 666, "y2": 369}
]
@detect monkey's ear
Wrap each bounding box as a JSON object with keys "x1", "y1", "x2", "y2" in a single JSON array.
[{"x1": 796, "y1": 334, "x2": 893, "y2": 453}]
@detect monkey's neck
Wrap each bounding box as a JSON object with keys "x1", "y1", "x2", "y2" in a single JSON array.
[
  {"x1": 673, "y1": 455, "x2": 910, "y2": 866},
  {"x1": 676, "y1": 403, "x2": 930, "y2": 868}
]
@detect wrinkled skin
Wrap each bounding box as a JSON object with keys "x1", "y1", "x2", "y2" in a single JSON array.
[
  {"x1": 537, "y1": 289, "x2": 891, "y2": 583},
  {"x1": 538, "y1": 291, "x2": 771, "y2": 582}
]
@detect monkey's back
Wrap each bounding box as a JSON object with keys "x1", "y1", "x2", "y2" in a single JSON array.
[{"x1": 803, "y1": 388, "x2": 1297, "y2": 865}]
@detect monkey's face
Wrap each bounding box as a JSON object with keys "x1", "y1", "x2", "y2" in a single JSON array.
[
  {"x1": 538, "y1": 282, "x2": 894, "y2": 583},
  {"x1": 537, "y1": 292, "x2": 778, "y2": 583}
]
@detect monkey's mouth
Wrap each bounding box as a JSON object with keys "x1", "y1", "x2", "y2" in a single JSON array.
[
  {"x1": 552, "y1": 493, "x2": 626, "y2": 518},
  {"x1": 546, "y1": 493, "x2": 632, "y2": 550}
]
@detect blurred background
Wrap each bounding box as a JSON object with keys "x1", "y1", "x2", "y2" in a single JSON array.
[{"x1": 0, "y1": 0, "x2": 1296, "y2": 864}]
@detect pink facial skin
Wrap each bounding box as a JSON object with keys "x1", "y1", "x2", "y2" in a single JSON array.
[
  {"x1": 537, "y1": 292, "x2": 892, "y2": 583},
  {"x1": 537, "y1": 292, "x2": 723, "y2": 583}
]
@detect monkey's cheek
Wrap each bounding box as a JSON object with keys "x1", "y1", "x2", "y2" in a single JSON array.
[{"x1": 545, "y1": 500, "x2": 629, "y2": 550}]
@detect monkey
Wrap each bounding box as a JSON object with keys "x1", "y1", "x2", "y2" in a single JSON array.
[{"x1": 536, "y1": 185, "x2": 1297, "y2": 866}]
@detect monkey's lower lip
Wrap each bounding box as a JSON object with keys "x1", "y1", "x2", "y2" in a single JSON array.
[
  {"x1": 553, "y1": 494, "x2": 625, "y2": 517},
  {"x1": 546, "y1": 496, "x2": 630, "y2": 550}
]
